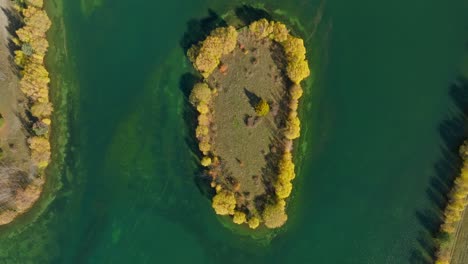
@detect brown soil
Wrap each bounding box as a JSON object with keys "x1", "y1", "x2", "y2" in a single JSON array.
[{"x1": 207, "y1": 28, "x2": 289, "y2": 214}]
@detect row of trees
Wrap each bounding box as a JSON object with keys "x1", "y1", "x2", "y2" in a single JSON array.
[
  {"x1": 190, "y1": 82, "x2": 214, "y2": 162},
  {"x1": 13, "y1": 0, "x2": 52, "y2": 170},
  {"x1": 191, "y1": 81, "x2": 264, "y2": 229},
  {"x1": 187, "y1": 26, "x2": 238, "y2": 78},
  {"x1": 249, "y1": 19, "x2": 310, "y2": 84},
  {"x1": 435, "y1": 141, "x2": 468, "y2": 264}
]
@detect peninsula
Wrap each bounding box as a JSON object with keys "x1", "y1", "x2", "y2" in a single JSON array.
[
  {"x1": 0, "y1": 0, "x2": 52, "y2": 225},
  {"x1": 187, "y1": 19, "x2": 310, "y2": 229}
]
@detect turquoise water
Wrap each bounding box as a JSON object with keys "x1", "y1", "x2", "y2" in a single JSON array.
[{"x1": 1, "y1": 0, "x2": 468, "y2": 263}]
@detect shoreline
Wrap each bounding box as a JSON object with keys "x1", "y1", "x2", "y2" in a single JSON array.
[{"x1": 0, "y1": 0, "x2": 53, "y2": 226}]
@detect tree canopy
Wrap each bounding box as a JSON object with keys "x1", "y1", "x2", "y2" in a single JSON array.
[
  {"x1": 212, "y1": 190, "x2": 236, "y2": 215},
  {"x1": 262, "y1": 199, "x2": 288, "y2": 228}
]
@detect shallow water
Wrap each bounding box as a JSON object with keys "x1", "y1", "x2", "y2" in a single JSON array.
[{"x1": 1, "y1": 0, "x2": 468, "y2": 263}]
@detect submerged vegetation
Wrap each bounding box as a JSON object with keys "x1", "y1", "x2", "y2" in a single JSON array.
[
  {"x1": 435, "y1": 141, "x2": 468, "y2": 264},
  {"x1": 186, "y1": 18, "x2": 309, "y2": 229},
  {"x1": 0, "y1": 0, "x2": 52, "y2": 225}
]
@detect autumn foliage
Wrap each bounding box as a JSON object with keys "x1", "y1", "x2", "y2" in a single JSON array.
[
  {"x1": 435, "y1": 141, "x2": 468, "y2": 263},
  {"x1": 13, "y1": 1, "x2": 52, "y2": 170},
  {"x1": 255, "y1": 99, "x2": 270, "y2": 116},
  {"x1": 187, "y1": 20, "x2": 310, "y2": 229},
  {"x1": 262, "y1": 199, "x2": 288, "y2": 228},
  {"x1": 187, "y1": 26, "x2": 238, "y2": 78},
  {"x1": 212, "y1": 189, "x2": 236, "y2": 215},
  {"x1": 249, "y1": 19, "x2": 310, "y2": 84}
]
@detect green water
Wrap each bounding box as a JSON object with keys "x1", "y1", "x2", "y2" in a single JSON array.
[{"x1": 1, "y1": 0, "x2": 468, "y2": 263}]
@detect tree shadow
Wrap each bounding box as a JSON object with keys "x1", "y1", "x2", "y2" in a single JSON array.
[
  {"x1": 234, "y1": 5, "x2": 272, "y2": 25},
  {"x1": 243, "y1": 88, "x2": 261, "y2": 109},
  {"x1": 413, "y1": 76, "x2": 468, "y2": 263},
  {"x1": 2, "y1": 7, "x2": 22, "y2": 68},
  {"x1": 179, "y1": 9, "x2": 227, "y2": 53},
  {"x1": 179, "y1": 73, "x2": 214, "y2": 198}
]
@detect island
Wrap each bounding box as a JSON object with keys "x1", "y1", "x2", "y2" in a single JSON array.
[
  {"x1": 186, "y1": 19, "x2": 310, "y2": 229},
  {"x1": 0, "y1": 0, "x2": 52, "y2": 225}
]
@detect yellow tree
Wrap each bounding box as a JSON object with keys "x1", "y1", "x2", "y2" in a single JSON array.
[
  {"x1": 233, "y1": 211, "x2": 246, "y2": 224},
  {"x1": 248, "y1": 216, "x2": 260, "y2": 229},
  {"x1": 255, "y1": 99, "x2": 270, "y2": 116},
  {"x1": 189, "y1": 83, "x2": 211, "y2": 106},
  {"x1": 212, "y1": 190, "x2": 236, "y2": 215},
  {"x1": 262, "y1": 199, "x2": 288, "y2": 228}
]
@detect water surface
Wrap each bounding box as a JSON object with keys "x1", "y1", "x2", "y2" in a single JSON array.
[{"x1": 1, "y1": 0, "x2": 468, "y2": 263}]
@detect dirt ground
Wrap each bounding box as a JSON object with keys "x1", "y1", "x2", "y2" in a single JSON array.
[
  {"x1": 0, "y1": 0, "x2": 30, "y2": 169},
  {"x1": 450, "y1": 202, "x2": 468, "y2": 264},
  {"x1": 0, "y1": 0, "x2": 36, "y2": 224},
  {"x1": 207, "y1": 28, "x2": 289, "y2": 214}
]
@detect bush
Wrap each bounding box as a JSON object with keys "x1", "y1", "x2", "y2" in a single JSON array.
[
  {"x1": 285, "y1": 116, "x2": 301, "y2": 140},
  {"x1": 274, "y1": 179, "x2": 292, "y2": 199},
  {"x1": 290, "y1": 84, "x2": 303, "y2": 100},
  {"x1": 201, "y1": 156, "x2": 212, "y2": 167},
  {"x1": 249, "y1": 19, "x2": 273, "y2": 39},
  {"x1": 212, "y1": 190, "x2": 236, "y2": 215},
  {"x1": 31, "y1": 102, "x2": 52, "y2": 118},
  {"x1": 287, "y1": 59, "x2": 310, "y2": 84},
  {"x1": 233, "y1": 211, "x2": 246, "y2": 224},
  {"x1": 195, "y1": 125, "x2": 209, "y2": 138},
  {"x1": 28, "y1": 136, "x2": 50, "y2": 169},
  {"x1": 262, "y1": 199, "x2": 288, "y2": 228},
  {"x1": 188, "y1": 26, "x2": 238, "y2": 78},
  {"x1": 21, "y1": 43, "x2": 33, "y2": 56},
  {"x1": 32, "y1": 121, "x2": 48, "y2": 136},
  {"x1": 0, "y1": 114, "x2": 4, "y2": 128},
  {"x1": 248, "y1": 216, "x2": 260, "y2": 229},
  {"x1": 189, "y1": 83, "x2": 211, "y2": 106},
  {"x1": 196, "y1": 103, "x2": 209, "y2": 114},
  {"x1": 199, "y1": 141, "x2": 211, "y2": 153},
  {"x1": 255, "y1": 99, "x2": 270, "y2": 116}
]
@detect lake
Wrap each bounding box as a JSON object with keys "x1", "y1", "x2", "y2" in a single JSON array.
[{"x1": 0, "y1": 0, "x2": 468, "y2": 263}]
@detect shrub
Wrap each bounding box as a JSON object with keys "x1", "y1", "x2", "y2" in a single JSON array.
[
  {"x1": 196, "y1": 103, "x2": 209, "y2": 114},
  {"x1": 262, "y1": 199, "x2": 288, "y2": 228},
  {"x1": 0, "y1": 114, "x2": 4, "y2": 128},
  {"x1": 189, "y1": 83, "x2": 211, "y2": 106},
  {"x1": 195, "y1": 125, "x2": 209, "y2": 138},
  {"x1": 32, "y1": 121, "x2": 48, "y2": 136},
  {"x1": 201, "y1": 156, "x2": 212, "y2": 167},
  {"x1": 198, "y1": 114, "x2": 210, "y2": 126},
  {"x1": 248, "y1": 216, "x2": 260, "y2": 229},
  {"x1": 21, "y1": 43, "x2": 33, "y2": 56},
  {"x1": 272, "y1": 22, "x2": 289, "y2": 42},
  {"x1": 290, "y1": 84, "x2": 303, "y2": 100},
  {"x1": 286, "y1": 59, "x2": 310, "y2": 84},
  {"x1": 282, "y1": 35, "x2": 306, "y2": 62},
  {"x1": 281, "y1": 35, "x2": 310, "y2": 84},
  {"x1": 233, "y1": 211, "x2": 246, "y2": 224},
  {"x1": 274, "y1": 179, "x2": 293, "y2": 199},
  {"x1": 285, "y1": 116, "x2": 301, "y2": 140},
  {"x1": 212, "y1": 190, "x2": 236, "y2": 215},
  {"x1": 249, "y1": 19, "x2": 273, "y2": 39},
  {"x1": 199, "y1": 141, "x2": 211, "y2": 153},
  {"x1": 31, "y1": 102, "x2": 52, "y2": 118},
  {"x1": 26, "y1": 0, "x2": 43, "y2": 8},
  {"x1": 28, "y1": 136, "x2": 50, "y2": 169},
  {"x1": 188, "y1": 26, "x2": 238, "y2": 78},
  {"x1": 255, "y1": 99, "x2": 270, "y2": 116}
]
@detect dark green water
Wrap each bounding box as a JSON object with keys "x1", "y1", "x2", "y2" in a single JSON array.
[{"x1": 1, "y1": 0, "x2": 468, "y2": 263}]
